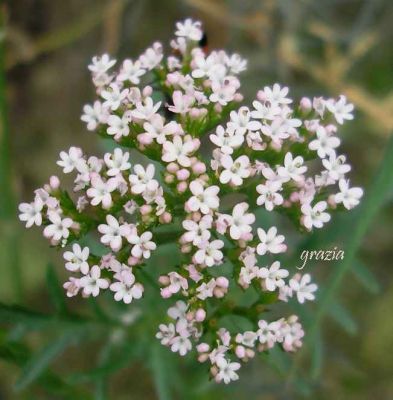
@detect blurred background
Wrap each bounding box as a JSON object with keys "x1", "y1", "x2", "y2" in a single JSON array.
[{"x1": 1, "y1": 0, "x2": 393, "y2": 399}]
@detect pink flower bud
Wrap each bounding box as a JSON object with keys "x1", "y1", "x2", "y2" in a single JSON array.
[
  {"x1": 186, "y1": 311, "x2": 195, "y2": 322},
  {"x1": 176, "y1": 169, "x2": 190, "y2": 181},
  {"x1": 159, "y1": 212, "x2": 172, "y2": 224},
  {"x1": 192, "y1": 138, "x2": 201, "y2": 150},
  {"x1": 158, "y1": 275, "x2": 170, "y2": 285},
  {"x1": 167, "y1": 162, "x2": 179, "y2": 173},
  {"x1": 49, "y1": 175, "x2": 60, "y2": 190},
  {"x1": 137, "y1": 133, "x2": 153, "y2": 146},
  {"x1": 160, "y1": 287, "x2": 172, "y2": 298},
  {"x1": 235, "y1": 345, "x2": 246, "y2": 359},
  {"x1": 140, "y1": 204, "x2": 152, "y2": 215},
  {"x1": 195, "y1": 308, "x2": 206, "y2": 322},
  {"x1": 164, "y1": 174, "x2": 175, "y2": 184},
  {"x1": 256, "y1": 90, "x2": 267, "y2": 102},
  {"x1": 234, "y1": 93, "x2": 243, "y2": 102},
  {"x1": 127, "y1": 256, "x2": 141, "y2": 266},
  {"x1": 177, "y1": 181, "x2": 187, "y2": 193},
  {"x1": 245, "y1": 348, "x2": 255, "y2": 358},
  {"x1": 216, "y1": 276, "x2": 229, "y2": 288},
  {"x1": 198, "y1": 353, "x2": 209, "y2": 363},
  {"x1": 189, "y1": 108, "x2": 200, "y2": 119},
  {"x1": 181, "y1": 243, "x2": 192, "y2": 253},
  {"x1": 166, "y1": 73, "x2": 179, "y2": 85},
  {"x1": 300, "y1": 97, "x2": 312, "y2": 112},
  {"x1": 214, "y1": 104, "x2": 222, "y2": 113},
  {"x1": 327, "y1": 194, "x2": 337, "y2": 208},
  {"x1": 143, "y1": 86, "x2": 153, "y2": 97},
  {"x1": 192, "y1": 161, "x2": 206, "y2": 175},
  {"x1": 197, "y1": 343, "x2": 210, "y2": 353}
]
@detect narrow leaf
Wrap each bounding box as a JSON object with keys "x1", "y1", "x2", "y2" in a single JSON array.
[
  {"x1": 351, "y1": 259, "x2": 380, "y2": 294},
  {"x1": 46, "y1": 263, "x2": 67, "y2": 314},
  {"x1": 328, "y1": 301, "x2": 358, "y2": 335},
  {"x1": 150, "y1": 343, "x2": 173, "y2": 400},
  {"x1": 15, "y1": 330, "x2": 82, "y2": 391}
]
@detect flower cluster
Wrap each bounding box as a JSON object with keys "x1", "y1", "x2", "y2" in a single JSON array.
[{"x1": 18, "y1": 19, "x2": 363, "y2": 383}]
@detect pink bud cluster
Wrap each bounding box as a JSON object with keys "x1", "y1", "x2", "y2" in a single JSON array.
[{"x1": 18, "y1": 19, "x2": 363, "y2": 384}]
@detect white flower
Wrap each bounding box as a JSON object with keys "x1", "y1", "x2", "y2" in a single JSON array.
[
  {"x1": 301, "y1": 201, "x2": 331, "y2": 230},
  {"x1": 260, "y1": 118, "x2": 290, "y2": 143},
  {"x1": 57, "y1": 147, "x2": 85, "y2": 174},
  {"x1": 110, "y1": 268, "x2": 144, "y2": 303},
  {"x1": 277, "y1": 152, "x2": 307, "y2": 182},
  {"x1": 335, "y1": 179, "x2": 363, "y2": 210},
  {"x1": 166, "y1": 272, "x2": 189, "y2": 295},
  {"x1": 194, "y1": 239, "x2": 224, "y2": 267},
  {"x1": 216, "y1": 358, "x2": 241, "y2": 384},
  {"x1": 289, "y1": 273, "x2": 317, "y2": 303},
  {"x1": 209, "y1": 83, "x2": 236, "y2": 106},
  {"x1": 87, "y1": 175, "x2": 117, "y2": 209},
  {"x1": 80, "y1": 265, "x2": 109, "y2": 297},
  {"x1": 128, "y1": 231, "x2": 156, "y2": 259},
  {"x1": 258, "y1": 261, "x2": 289, "y2": 291},
  {"x1": 162, "y1": 135, "x2": 195, "y2": 167},
  {"x1": 101, "y1": 83, "x2": 129, "y2": 111},
  {"x1": 187, "y1": 181, "x2": 220, "y2": 214},
  {"x1": 309, "y1": 126, "x2": 340, "y2": 159},
  {"x1": 129, "y1": 164, "x2": 156, "y2": 194},
  {"x1": 210, "y1": 125, "x2": 244, "y2": 154},
  {"x1": 139, "y1": 42, "x2": 163, "y2": 70},
  {"x1": 63, "y1": 243, "x2": 89, "y2": 274},
  {"x1": 18, "y1": 196, "x2": 43, "y2": 228},
  {"x1": 257, "y1": 226, "x2": 286, "y2": 255},
  {"x1": 260, "y1": 83, "x2": 291, "y2": 105},
  {"x1": 117, "y1": 59, "x2": 145, "y2": 84},
  {"x1": 143, "y1": 116, "x2": 181, "y2": 145},
  {"x1": 104, "y1": 148, "x2": 131, "y2": 176},
  {"x1": 226, "y1": 53, "x2": 247, "y2": 74},
  {"x1": 219, "y1": 155, "x2": 251, "y2": 186},
  {"x1": 256, "y1": 180, "x2": 283, "y2": 211},
  {"x1": 107, "y1": 114, "x2": 130, "y2": 139},
  {"x1": 251, "y1": 100, "x2": 281, "y2": 121},
  {"x1": 131, "y1": 97, "x2": 161, "y2": 120},
  {"x1": 196, "y1": 279, "x2": 216, "y2": 300},
  {"x1": 182, "y1": 215, "x2": 212, "y2": 246},
  {"x1": 88, "y1": 54, "x2": 116, "y2": 75},
  {"x1": 168, "y1": 91, "x2": 194, "y2": 114},
  {"x1": 257, "y1": 320, "x2": 280, "y2": 348},
  {"x1": 235, "y1": 331, "x2": 258, "y2": 347},
  {"x1": 228, "y1": 202, "x2": 255, "y2": 240},
  {"x1": 322, "y1": 152, "x2": 351, "y2": 181},
  {"x1": 175, "y1": 18, "x2": 203, "y2": 41},
  {"x1": 170, "y1": 335, "x2": 192, "y2": 356},
  {"x1": 63, "y1": 277, "x2": 81, "y2": 298},
  {"x1": 156, "y1": 323, "x2": 175, "y2": 345},
  {"x1": 326, "y1": 95, "x2": 354, "y2": 125},
  {"x1": 43, "y1": 212, "x2": 73, "y2": 242},
  {"x1": 227, "y1": 106, "x2": 260, "y2": 135},
  {"x1": 81, "y1": 101, "x2": 108, "y2": 131},
  {"x1": 167, "y1": 300, "x2": 188, "y2": 320},
  {"x1": 98, "y1": 215, "x2": 131, "y2": 252}
]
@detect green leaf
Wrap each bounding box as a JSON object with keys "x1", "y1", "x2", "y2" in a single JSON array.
[
  {"x1": 0, "y1": 302, "x2": 87, "y2": 329},
  {"x1": 310, "y1": 329, "x2": 323, "y2": 380},
  {"x1": 328, "y1": 301, "x2": 358, "y2": 335},
  {"x1": 351, "y1": 259, "x2": 380, "y2": 294},
  {"x1": 150, "y1": 343, "x2": 173, "y2": 400},
  {"x1": 46, "y1": 263, "x2": 68, "y2": 314},
  {"x1": 14, "y1": 329, "x2": 83, "y2": 391}
]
